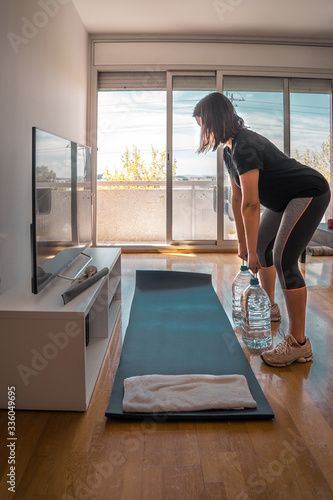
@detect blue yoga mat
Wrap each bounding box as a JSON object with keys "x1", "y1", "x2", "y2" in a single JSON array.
[{"x1": 105, "y1": 270, "x2": 274, "y2": 420}]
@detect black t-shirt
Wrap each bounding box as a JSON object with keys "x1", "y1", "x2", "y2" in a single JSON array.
[{"x1": 223, "y1": 128, "x2": 329, "y2": 212}]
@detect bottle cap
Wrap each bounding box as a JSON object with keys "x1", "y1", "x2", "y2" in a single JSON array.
[
  {"x1": 240, "y1": 265, "x2": 248, "y2": 271},
  {"x1": 250, "y1": 276, "x2": 259, "y2": 285}
]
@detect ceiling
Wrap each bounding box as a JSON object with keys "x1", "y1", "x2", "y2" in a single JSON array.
[{"x1": 72, "y1": 0, "x2": 333, "y2": 43}]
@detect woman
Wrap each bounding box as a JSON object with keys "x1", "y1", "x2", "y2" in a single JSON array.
[{"x1": 193, "y1": 92, "x2": 330, "y2": 367}]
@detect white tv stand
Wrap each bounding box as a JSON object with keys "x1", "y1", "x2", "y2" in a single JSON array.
[{"x1": 0, "y1": 247, "x2": 121, "y2": 411}]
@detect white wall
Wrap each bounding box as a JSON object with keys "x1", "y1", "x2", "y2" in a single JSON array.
[{"x1": 0, "y1": 0, "x2": 89, "y2": 293}]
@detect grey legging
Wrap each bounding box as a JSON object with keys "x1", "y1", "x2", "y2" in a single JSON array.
[{"x1": 257, "y1": 190, "x2": 331, "y2": 290}]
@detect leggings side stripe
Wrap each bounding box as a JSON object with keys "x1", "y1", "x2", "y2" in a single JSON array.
[{"x1": 280, "y1": 197, "x2": 313, "y2": 289}]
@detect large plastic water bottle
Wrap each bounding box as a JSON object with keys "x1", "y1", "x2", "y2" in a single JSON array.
[
  {"x1": 232, "y1": 261, "x2": 252, "y2": 326},
  {"x1": 241, "y1": 274, "x2": 272, "y2": 349}
]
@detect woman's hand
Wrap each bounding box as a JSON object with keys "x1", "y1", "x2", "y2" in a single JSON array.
[{"x1": 247, "y1": 252, "x2": 261, "y2": 274}]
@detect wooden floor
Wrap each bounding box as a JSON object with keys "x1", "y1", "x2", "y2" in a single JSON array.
[{"x1": 1, "y1": 252, "x2": 333, "y2": 500}]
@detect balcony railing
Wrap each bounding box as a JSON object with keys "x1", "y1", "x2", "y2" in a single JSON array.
[{"x1": 97, "y1": 180, "x2": 236, "y2": 243}]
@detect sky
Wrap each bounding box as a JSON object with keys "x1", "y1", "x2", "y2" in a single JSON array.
[
  {"x1": 97, "y1": 90, "x2": 216, "y2": 177},
  {"x1": 97, "y1": 89, "x2": 331, "y2": 177}
]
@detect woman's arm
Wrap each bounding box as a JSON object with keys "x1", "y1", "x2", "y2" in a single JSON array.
[
  {"x1": 230, "y1": 176, "x2": 247, "y2": 261},
  {"x1": 239, "y1": 169, "x2": 261, "y2": 273}
]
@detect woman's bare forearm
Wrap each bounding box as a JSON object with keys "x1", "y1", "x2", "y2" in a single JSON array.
[
  {"x1": 241, "y1": 202, "x2": 260, "y2": 255},
  {"x1": 232, "y1": 198, "x2": 246, "y2": 245},
  {"x1": 239, "y1": 169, "x2": 261, "y2": 272}
]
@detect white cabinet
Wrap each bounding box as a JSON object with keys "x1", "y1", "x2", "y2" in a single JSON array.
[{"x1": 0, "y1": 248, "x2": 121, "y2": 411}]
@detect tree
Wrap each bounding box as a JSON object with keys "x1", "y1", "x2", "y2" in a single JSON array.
[
  {"x1": 102, "y1": 145, "x2": 177, "y2": 188},
  {"x1": 294, "y1": 137, "x2": 331, "y2": 182},
  {"x1": 36, "y1": 165, "x2": 56, "y2": 182}
]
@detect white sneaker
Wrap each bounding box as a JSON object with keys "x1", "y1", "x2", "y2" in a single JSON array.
[{"x1": 261, "y1": 331, "x2": 313, "y2": 367}]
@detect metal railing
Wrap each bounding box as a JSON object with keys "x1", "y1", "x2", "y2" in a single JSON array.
[{"x1": 96, "y1": 179, "x2": 236, "y2": 243}]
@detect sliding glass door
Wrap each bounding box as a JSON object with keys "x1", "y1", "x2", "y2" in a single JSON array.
[
  {"x1": 97, "y1": 73, "x2": 167, "y2": 244},
  {"x1": 168, "y1": 74, "x2": 217, "y2": 243},
  {"x1": 96, "y1": 72, "x2": 332, "y2": 246},
  {"x1": 222, "y1": 76, "x2": 285, "y2": 241},
  {"x1": 97, "y1": 71, "x2": 221, "y2": 246},
  {"x1": 290, "y1": 78, "x2": 332, "y2": 221}
]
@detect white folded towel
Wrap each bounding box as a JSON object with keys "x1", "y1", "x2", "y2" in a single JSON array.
[{"x1": 123, "y1": 374, "x2": 257, "y2": 413}]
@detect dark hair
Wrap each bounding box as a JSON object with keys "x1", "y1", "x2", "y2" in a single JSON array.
[{"x1": 193, "y1": 92, "x2": 245, "y2": 152}]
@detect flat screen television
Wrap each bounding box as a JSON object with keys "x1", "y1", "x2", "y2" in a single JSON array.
[{"x1": 31, "y1": 127, "x2": 93, "y2": 294}]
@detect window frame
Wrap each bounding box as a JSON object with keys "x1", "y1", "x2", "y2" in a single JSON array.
[{"x1": 89, "y1": 64, "x2": 333, "y2": 249}]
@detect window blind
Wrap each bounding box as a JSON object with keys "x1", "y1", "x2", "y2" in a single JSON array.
[
  {"x1": 98, "y1": 71, "x2": 167, "y2": 90},
  {"x1": 223, "y1": 76, "x2": 284, "y2": 92},
  {"x1": 289, "y1": 78, "x2": 332, "y2": 93},
  {"x1": 172, "y1": 75, "x2": 216, "y2": 91}
]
